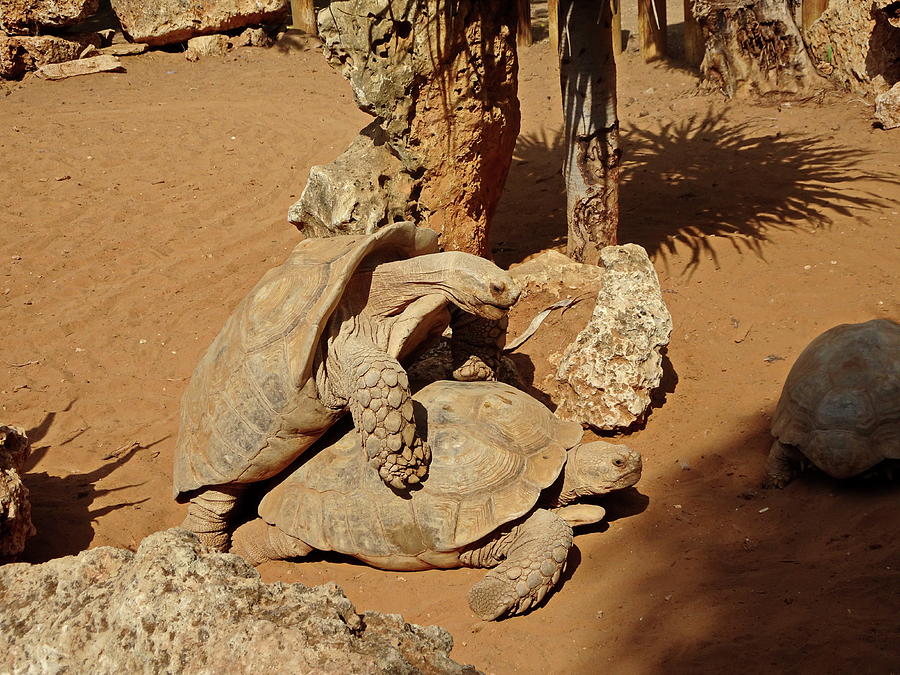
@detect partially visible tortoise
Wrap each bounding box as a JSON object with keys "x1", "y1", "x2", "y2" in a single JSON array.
[
  {"x1": 231, "y1": 380, "x2": 642, "y2": 620},
  {"x1": 765, "y1": 318, "x2": 900, "y2": 487},
  {"x1": 174, "y1": 223, "x2": 520, "y2": 549}
]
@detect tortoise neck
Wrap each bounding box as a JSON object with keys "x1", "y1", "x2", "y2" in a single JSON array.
[{"x1": 365, "y1": 254, "x2": 456, "y2": 314}]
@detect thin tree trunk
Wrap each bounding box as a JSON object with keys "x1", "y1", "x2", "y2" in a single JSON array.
[
  {"x1": 801, "y1": 0, "x2": 828, "y2": 28},
  {"x1": 611, "y1": 0, "x2": 623, "y2": 54},
  {"x1": 639, "y1": 0, "x2": 667, "y2": 61},
  {"x1": 683, "y1": 0, "x2": 704, "y2": 66},
  {"x1": 517, "y1": 0, "x2": 533, "y2": 46},
  {"x1": 548, "y1": 0, "x2": 559, "y2": 57},
  {"x1": 559, "y1": 0, "x2": 621, "y2": 262},
  {"x1": 289, "y1": 0, "x2": 317, "y2": 34}
]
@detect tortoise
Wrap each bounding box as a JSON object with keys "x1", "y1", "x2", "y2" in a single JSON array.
[
  {"x1": 765, "y1": 318, "x2": 900, "y2": 488},
  {"x1": 231, "y1": 380, "x2": 643, "y2": 620},
  {"x1": 174, "y1": 223, "x2": 521, "y2": 550}
]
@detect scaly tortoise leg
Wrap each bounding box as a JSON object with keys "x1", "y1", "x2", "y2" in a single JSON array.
[
  {"x1": 460, "y1": 508, "x2": 573, "y2": 620},
  {"x1": 763, "y1": 440, "x2": 806, "y2": 488},
  {"x1": 231, "y1": 518, "x2": 313, "y2": 565},
  {"x1": 181, "y1": 485, "x2": 246, "y2": 551},
  {"x1": 449, "y1": 310, "x2": 508, "y2": 382},
  {"x1": 347, "y1": 342, "x2": 431, "y2": 490}
]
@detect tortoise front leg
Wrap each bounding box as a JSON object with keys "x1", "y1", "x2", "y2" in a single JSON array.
[
  {"x1": 460, "y1": 508, "x2": 573, "y2": 620},
  {"x1": 181, "y1": 486, "x2": 245, "y2": 551},
  {"x1": 763, "y1": 440, "x2": 805, "y2": 488},
  {"x1": 347, "y1": 342, "x2": 431, "y2": 490},
  {"x1": 449, "y1": 310, "x2": 507, "y2": 382}
]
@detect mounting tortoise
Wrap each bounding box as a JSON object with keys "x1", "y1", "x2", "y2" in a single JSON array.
[
  {"x1": 765, "y1": 318, "x2": 899, "y2": 487},
  {"x1": 174, "y1": 223, "x2": 520, "y2": 549},
  {"x1": 231, "y1": 380, "x2": 642, "y2": 620}
]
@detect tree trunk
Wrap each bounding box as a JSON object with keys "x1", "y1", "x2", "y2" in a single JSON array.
[
  {"x1": 694, "y1": 0, "x2": 822, "y2": 97},
  {"x1": 559, "y1": 0, "x2": 621, "y2": 262},
  {"x1": 611, "y1": 0, "x2": 623, "y2": 54},
  {"x1": 288, "y1": 0, "x2": 316, "y2": 34},
  {"x1": 548, "y1": 0, "x2": 559, "y2": 57},
  {"x1": 517, "y1": 0, "x2": 533, "y2": 46},
  {"x1": 638, "y1": 0, "x2": 667, "y2": 61},
  {"x1": 801, "y1": 0, "x2": 828, "y2": 28},
  {"x1": 683, "y1": 0, "x2": 705, "y2": 66}
]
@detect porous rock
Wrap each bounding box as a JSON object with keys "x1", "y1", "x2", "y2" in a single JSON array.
[
  {"x1": 0, "y1": 528, "x2": 479, "y2": 674},
  {"x1": 554, "y1": 244, "x2": 672, "y2": 430},
  {"x1": 804, "y1": 0, "x2": 900, "y2": 96},
  {"x1": 109, "y1": 0, "x2": 288, "y2": 46},
  {"x1": 289, "y1": 123, "x2": 417, "y2": 237},
  {"x1": 0, "y1": 0, "x2": 99, "y2": 35},
  {"x1": 290, "y1": 0, "x2": 520, "y2": 256},
  {"x1": 875, "y1": 81, "x2": 900, "y2": 128},
  {"x1": 184, "y1": 34, "x2": 231, "y2": 61},
  {"x1": 0, "y1": 425, "x2": 35, "y2": 561},
  {"x1": 0, "y1": 32, "x2": 100, "y2": 79}
]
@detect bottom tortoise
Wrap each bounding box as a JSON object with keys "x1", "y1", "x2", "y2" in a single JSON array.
[{"x1": 232, "y1": 380, "x2": 642, "y2": 620}]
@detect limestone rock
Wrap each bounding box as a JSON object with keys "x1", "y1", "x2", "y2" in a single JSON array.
[
  {"x1": 0, "y1": 32, "x2": 100, "y2": 79},
  {"x1": 804, "y1": 0, "x2": 900, "y2": 96},
  {"x1": 0, "y1": 425, "x2": 35, "y2": 561},
  {"x1": 232, "y1": 26, "x2": 272, "y2": 48},
  {"x1": 0, "y1": 528, "x2": 479, "y2": 674},
  {"x1": 875, "y1": 82, "x2": 900, "y2": 128},
  {"x1": 185, "y1": 34, "x2": 231, "y2": 61},
  {"x1": 509, "y1": 250, "x2": 605, "y2": 298},
  {"x1": 295, "y1": 0, "x2": 520, "y2": 256},
  {"x1": 554, "y1": 244, "x2": 672, "y2": 430},
  {"x1": 289, "y1": 123, "x2": 417, "y2": 236},
  {"x1": 35, "y1": 53, "x2": 124, "y2": 79},
  {"x1": 0, "y1": 0, "x2": 99, "y2": 35},
  {"x1": 109, "y1": 0, "x2": 288, "y2": 46}
]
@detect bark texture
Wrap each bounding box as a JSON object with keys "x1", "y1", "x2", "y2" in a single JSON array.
[
  {"x1": 290, "y1": 0, "x2": 520, "y2": 256},
  {"x1": 558, "y1": 0, "x2": 621, "y2": 263},
  {"x1": 694, "y1": 0, "x2": 822, "y2": 97},
  {"x1": 804, "y1": 0, "x2": 900, "y2": 96}
]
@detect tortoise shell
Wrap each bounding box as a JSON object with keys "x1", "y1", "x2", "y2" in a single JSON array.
[
  {"x1": 771, "y1": 318, "x2": 900, "y2": 477},
  {"x1": 257, "y1": 380, "x2": 584, "y2": 558},
  {"x1": 172, "y1": 223, "x2": 439, "y2": 500}
]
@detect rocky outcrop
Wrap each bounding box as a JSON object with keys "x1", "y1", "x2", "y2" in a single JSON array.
[
  {"x1": 0, "y1": 0, "x2": 98, "y2": 34},
  {"x1": 0, "y1": 528, "x2": 478, "y2": 674},
  {"x1": 804, "y1": 0, "x2": 900, "y2": 96},
  {"x1": 0, "y1": 32, "x2": 100, "y2": 79},
  {"x1": 553, "y1": 245, "x2": 672, "y2": 430},
  {"x1": 109, "y1": 0, "x2": 288, "y2": 46},
  {"x1": 0, "y1": 425, "x2": 35, "y2": 561},
  {"x1": 290, "y1": 0, "x2": 520, "y2": 256},
  {"x1": 875, "y1": 81, "x2": 900, "y2": 128}
]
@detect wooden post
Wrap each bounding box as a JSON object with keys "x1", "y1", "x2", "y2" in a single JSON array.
[
  {"x1": 548, "y1": 0, "x2": 559, "y2": 57},
  {"x1": 611, "y1": 0, "x2": 622, "y2": 54},
  {"x1": 288, "y1": 0, "x2": 317, "y2": 34},
  {"x1": 638, "y1": 0, "x2": 667, "y2": 62},
  {"x1": 517, "y1": 0, "x2": 533, "y2": 47},
  {"x1": 682, "y1": 0, "x2": 704, "y2": 66},
  {"x1": 801, "y1": 0, "x2": 828, "y2": 28}
]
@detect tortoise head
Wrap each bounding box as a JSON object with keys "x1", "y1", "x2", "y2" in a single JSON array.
[
  {"x1": 422, "y1": 251, "x2": 520, "y2": 320},
  {"x1": 557, "y1": 441, "x2": 642, "y2": 505}
]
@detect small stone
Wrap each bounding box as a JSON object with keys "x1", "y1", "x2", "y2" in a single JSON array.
[{"x1": 875, "y1": 82, "x2": 900, "y2": 130}]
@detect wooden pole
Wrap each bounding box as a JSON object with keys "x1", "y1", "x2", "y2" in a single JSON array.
[
  {"x1": 611, "y1": 0, "x2": 622, "y2": 55},
  {"x1": 548, "y1": 0, "x2": 559, "y2": 57},
  {"x1": 801, "y1": 0, "x2": 828, "y2": 28},
  {"x1": 682, "y1": 0, "x2": 704, "y2": 66},
  {"x1": 638, "y1": 0, "x2": 667, "y2": 62},
  {"x1": 517, "y1": 0, "x2": 533, "y2": 47},
  {"x1": 288, "y1": 0, "x2": 317, "y2": 34}
]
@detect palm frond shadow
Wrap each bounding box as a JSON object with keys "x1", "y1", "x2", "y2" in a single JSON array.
[{"x1": 493, "y1": 108, "x2": 898, "y2": 272}]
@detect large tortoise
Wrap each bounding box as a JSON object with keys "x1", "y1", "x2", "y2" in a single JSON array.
[
  {"x1": 174, "y1": 223, "x2": 520, "y2": 549},
  {"x1": 765, "y1": 318, "x2": 900, "y2": 487},
  {"x1": 231, "y1": 380, "x2": 642, "y2": 620}
]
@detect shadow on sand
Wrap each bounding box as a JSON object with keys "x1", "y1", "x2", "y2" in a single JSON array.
[{"x1": 492, "y1": 108, "x2": 898, "y2": 273}]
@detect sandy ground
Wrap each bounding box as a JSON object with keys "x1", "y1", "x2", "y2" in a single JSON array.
[{"x1": 2, "y1": 18, "x2": 899, "y2": 675}]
